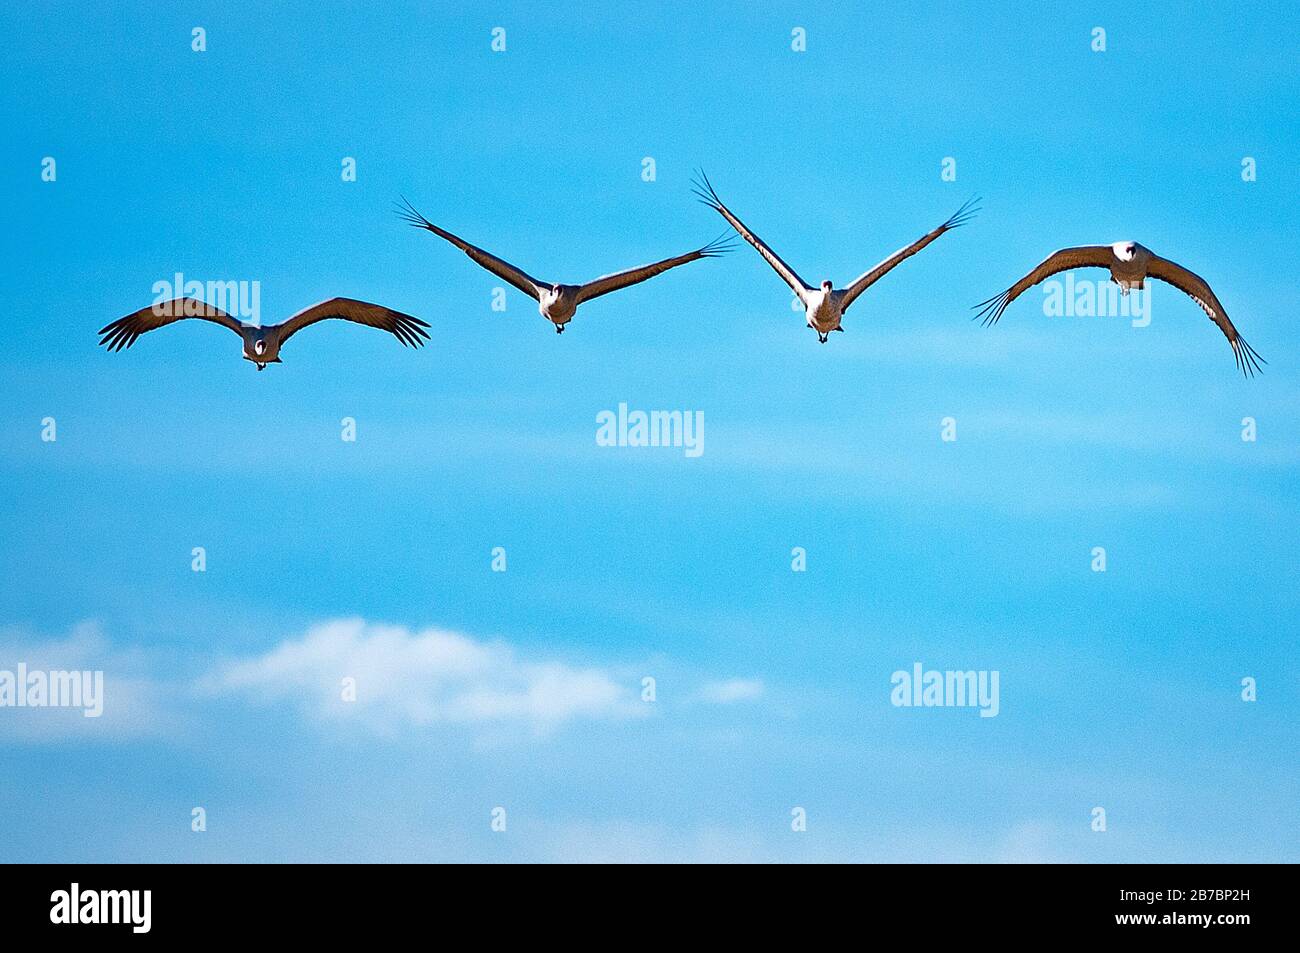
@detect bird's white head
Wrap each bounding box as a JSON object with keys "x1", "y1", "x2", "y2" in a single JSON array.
[
  {"x1": 1111, "y1": 241, "x2": 1138, "y2": 262},
  {"x1": 820, "y1": 280, "x2": 833, "y2": 293},
  {"x1": 253, "y1": 339, "x2": 266, "y2": 355}
]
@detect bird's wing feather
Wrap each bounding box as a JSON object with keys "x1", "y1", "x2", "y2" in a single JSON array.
[
  {"x1": 1146, "y1": 255, "x2": 1264, "y2": 377},
  {"x1": 396, "y1": 198, "x2": 548, "y2": 301},
  {"x1": 574, "y1": 232, "x2": 734, "y2": 304},
  {"x1": 691, "y1": 172, "x2": 812, "y2": 302},
  {"x1": 973, "y1": 246, "x2": 1115, "y2": 326},
  {"x1": 98, "y1": 298, "x2": 244, "y2": 351},
  {"x1": 274, "y1": 297, "x2": 431, "y2": 347},
  {"x1": 839, "y1": 197, "x2": 980, "y2": 313}
]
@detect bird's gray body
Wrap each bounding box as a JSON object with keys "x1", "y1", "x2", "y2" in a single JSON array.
[
  {"x1": 805, "y1": 286, "x2": 844, "y2": 339},
  {"x1": 1108, "y1": 241, "x2": 1153, "y2": 292},
  {"x1": 540, "y1": 285, "x2": 580, "y2": 331},
  {"x1": 242, "y1": 326, "x2": 284, "y2": 369}
]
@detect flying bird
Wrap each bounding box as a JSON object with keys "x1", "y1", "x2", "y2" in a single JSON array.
[
  {"x1": 973, "y1": 242, "x2": 1264, "y2": 376},
  {"x1": 396, "y1": 198, "x2": 733, "y2": 333},
  {"x1": 692, "y1": 171, "x2": 979, "y2": 342},
  {"x1": 98, "y1": 296, "x2": 430, "y2": 370}
]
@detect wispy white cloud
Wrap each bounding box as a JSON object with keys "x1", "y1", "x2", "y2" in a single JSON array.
[
  {"x1": 201, "y1": 618, "x2": 644, "y2": 735},
  {"x1": 697, "y1": 678, "x2": 765, "y2": 704},
  {"x1": 4, "y1": 617, "x2": 774, "y2": 745},
  {"x1": 0, "y1": 622, "x2": 175, "y2": 742}
]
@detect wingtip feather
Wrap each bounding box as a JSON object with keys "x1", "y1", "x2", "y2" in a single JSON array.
[
  {"x1": 1233, "y1": 336, "x2": 1265, "y2": 378},
  {"x1": 394, "y1": 195, "x2": 434, "y2": 230},
  {"x1": 944, "y1": 196, "x2": 982, "y2": 230}
]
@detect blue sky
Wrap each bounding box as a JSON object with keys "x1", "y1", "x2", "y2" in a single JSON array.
[{"x1": 1, "y1": 1, "x2": 1297, "y2": 862}]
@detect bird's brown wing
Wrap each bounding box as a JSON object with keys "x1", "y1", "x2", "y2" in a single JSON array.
[
  {"x1": 274, "y1": 298, "x2": 430, "y2": 347},
  {"x1": 396, "y1": 198, "x2": 549, "y2": 301},
  {"x1": 691, "y1": 171, "x2": 813, "y2": 303},
  {"x1": 574, "y1": 232, "x2": 733, "y2": 305},
  {"x1": 98, "y1": 298, "x2": 244, "y2": 351},
  {"x1": 973, "y1": 246, "x2": 1115, "y2": 327},
  {"x1": 1146, "y1": 255, "x2": 1263, "y2": 376},
  {"x1": 839, "y1": 198, "x2": 980, "y2": 313}
]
